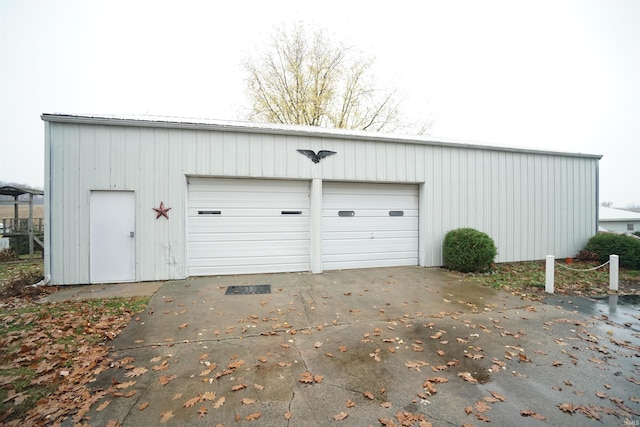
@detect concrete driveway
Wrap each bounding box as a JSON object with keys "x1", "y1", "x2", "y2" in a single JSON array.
[{"x1": 61, "y1": 267, "x2": 640, "y2": 426}]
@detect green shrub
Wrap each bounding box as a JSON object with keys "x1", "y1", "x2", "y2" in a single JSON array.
[
  {"x1": 443, "y1": 228, "x2": 497, "y2": 273},
  {"x1": 584, "y1": 233, "x2": 640, "y2": 270}
]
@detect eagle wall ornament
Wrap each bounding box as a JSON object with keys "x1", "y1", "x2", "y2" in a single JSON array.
[{"x1": 296, "y1": 149, "x2": 337, "y2": 163}]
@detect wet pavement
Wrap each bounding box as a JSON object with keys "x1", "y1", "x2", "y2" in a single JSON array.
[
  {"x1": 50, "y1": 267, "x2": 640, "y2": 427},
  {"x1": 543, "y1": 294, "x2": 640, "y2": 333}
]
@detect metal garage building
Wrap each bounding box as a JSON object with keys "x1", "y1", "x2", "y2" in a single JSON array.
[{"x1": 42, "y1": 114, "x2": 601, "y2": 285}]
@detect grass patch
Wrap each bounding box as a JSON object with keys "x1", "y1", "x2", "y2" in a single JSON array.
[
  {"x1": 0, "y1": 296, "x2": 148, "y2": 425},
  {"x1": 465, "y1": 260, "x2": 640, "y2": 298}
]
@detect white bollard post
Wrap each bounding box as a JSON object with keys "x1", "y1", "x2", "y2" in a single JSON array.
[
  {"x1": 609, "y1": 254, "x2": 619, "y2": 291},
  {"x1": 545, "y1": 255, "x2": 555, "y2": 294}
]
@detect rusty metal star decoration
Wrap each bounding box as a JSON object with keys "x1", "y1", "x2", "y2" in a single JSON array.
[{"x1": 153, "y1": 201, "x2": 171, "y2": 219}]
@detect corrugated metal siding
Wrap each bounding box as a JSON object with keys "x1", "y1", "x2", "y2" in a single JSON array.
[{"x1": 45, "y1": 118, "x2": 598, "y2": 285}]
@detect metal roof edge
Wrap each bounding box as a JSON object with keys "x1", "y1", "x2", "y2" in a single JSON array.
[{"x1": 41, "y1": 113, "x2": 603, "y2": 160}]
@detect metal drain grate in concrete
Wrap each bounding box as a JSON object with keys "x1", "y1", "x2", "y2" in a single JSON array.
[{"x1": 225, "y1": 285, "x2": 271, "y2": 295}]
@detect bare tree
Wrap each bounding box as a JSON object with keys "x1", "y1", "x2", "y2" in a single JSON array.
[
  {"x1": 600, "y1": 201, "x2": 613, "y2": 207},
  {"x1": 243, "y1": 23, "x2": 403, "y2": 132},
  {"x1": 625, "y1": 203, "x2": 640, "y2": 213}
]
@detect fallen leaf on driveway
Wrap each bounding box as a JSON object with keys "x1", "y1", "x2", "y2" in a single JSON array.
[
  {"x1": 115, "y1": 380, "x2": 136, "y2": 389},
  {"x1": 242, "y1": 398, "x2": 256, "y2": 405},
  {"x1": 458, "y1": 372, "x2": 478, "y2": 383},
  {"x1": 333, "y1": 411, "x2": 348, "y2": 420},
  {"x1": 138, "y1": 401, "x2": 149, "y2": 411},
  {"x1": 299, "y1": 372, "x2": 314, "y2": 383},
  {"x1": 160, "y1": 410, "x2": 174, "y2": 423},
  {"x1": 124, "y1": 367, "x2": 148, "y2": 377},
  {"x1": 183, "y1": 396, "x2": 200, "y2": 408},
  {"x1": 518, "y1": 353, "x2": 531, "y2": 363},
  {"x1": 96, "y1": 400, "x2": 111, "y2": 412},
  {"x1": 202, "y1": 391, "x2": 216, "y2": 401},
  {"x1": 231, "y1": 384, "x2": 247, "y2": 391},
  {"x1": 198, "y1": 406, "x2": 208, "y2": 418},
  {"x1": 213, "y1": 396, "x2": 225, "y2": 408},
  {"x1": 245, "y1": 412, "x2": 261, "y2": 421},
  {"x1": 520, "y1": 409, "x2": 546, "y2": 420},
  {"x1": 489, "y1": 391, "x2": 505, "y2": 402},
  {"x1": 159, "y1": 374, "x2": 177, "y2": 385},
  {"x1": 557, "y1": 403, "x2": 575, "y2": 413},
  {"x1": 475, "y1": 400, "x2": 490, "y2": 413}
]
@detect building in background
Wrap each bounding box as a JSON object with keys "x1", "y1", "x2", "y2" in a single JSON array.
[
  {"x1": 599, "y1": 206, "x2": 640, "y2": 234},
  {"x1": 42, "y1": 114, "x2": 601, "y2": 285}
]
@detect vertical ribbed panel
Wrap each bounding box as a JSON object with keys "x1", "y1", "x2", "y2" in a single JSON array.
[{"x1": 45, "y1": 119, "x2": 599, "y2": 284}]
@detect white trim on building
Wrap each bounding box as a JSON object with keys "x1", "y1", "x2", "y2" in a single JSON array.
[{"x1": 42, "y1": 113, "x2": 602, "y2": 285}]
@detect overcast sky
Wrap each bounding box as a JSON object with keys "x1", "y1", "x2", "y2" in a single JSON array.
[{"x1": 1, "y1": 0, "x2": 638, "y2": 207}]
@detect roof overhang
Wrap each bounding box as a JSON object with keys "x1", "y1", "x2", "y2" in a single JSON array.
[
  {"x1": 0, "y1": 186, "x2": 44, "y2": 197},
  {"x1": 41, "y1": 113, "x2": 603, "y2": 160}
]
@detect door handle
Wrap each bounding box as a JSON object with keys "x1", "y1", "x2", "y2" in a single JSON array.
[{"x1": 129, "y1": 231, "x2": 135, "y2": 238}]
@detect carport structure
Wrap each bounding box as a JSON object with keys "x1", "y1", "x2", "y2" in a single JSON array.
[{"x1": 0, "y1": 185, "x2": 44, "y2": 260}]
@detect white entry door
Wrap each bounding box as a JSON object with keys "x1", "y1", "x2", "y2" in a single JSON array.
[{"x1": 90, "y1": 191, "x2": 135, "y2": 283}]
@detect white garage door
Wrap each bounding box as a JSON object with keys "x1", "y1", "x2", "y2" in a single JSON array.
[
  {"x1": 322, "y1": 182, "x2": 419, "y2": 270},
  {"x1": 188, "y1": 178, "x2": 310, "y2": 276}
]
